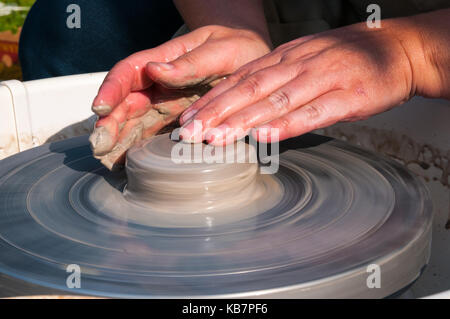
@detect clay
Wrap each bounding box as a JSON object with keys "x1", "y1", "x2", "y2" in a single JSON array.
[
  {"x1": 119, "y1": 134, "x2": 283, "y2": 225},
  {"x1": 322, "y1": 125, "x2": 450, "y2": 188},
  {"x1": 85, "y1": 133, "x2": 284, "y2": 227},
  {"x1": 91, "y1": 104, "x2": 112, "y2": 117},
  {"x1": 89, "y1": 82, "x2": 221, "y2": 171},
  {"x1": 89, "y1": 126, "x2": 116, "y2": 156},
  {"x1": 89, "y1": 101, "x2": 196, "y2": 171}
]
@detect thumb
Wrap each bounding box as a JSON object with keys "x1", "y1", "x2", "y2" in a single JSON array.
[{"x1": 146, "y1": 42, "x2": 231, "y2": 89}]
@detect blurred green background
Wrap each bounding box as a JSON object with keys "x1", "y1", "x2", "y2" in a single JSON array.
[{"x1": 0, "y1": 0, "x2": 36, "y2": 80}]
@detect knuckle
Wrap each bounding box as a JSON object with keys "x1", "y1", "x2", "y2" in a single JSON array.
[
  {"x1": 280, "y1": 49, "x2": 299, "y2": 63},
  {"x1": 278, "y1": 117, "x2": 292, "y2": 130},
  {"x1": 230, "y1": 68, "x2": 251, "y2": 83},
  {"x1": 280, "y1": 57, "x2": 306, "y2": 76},
  {"x1": 225, "y1": 74, "x2": 241, "y2": 86},
  {"x1": 275, "y1": 42, "x2": 297, "y2": 54},
  {"x1": 168, "y1": 38, "x2": 191, "y2": 56},
  {"x1": 303, "y1": 103, "x2": 325, "y2": 120},
  {"x1": 268, "y1": 90, "x2": 291, "y2": 112},
  {"x1": 177, "y1": 41, "x2": 190, "y2": 55},
  {"x1": 197, "y1": 25, "x2": 212, "y2": 33},
  {"x1": 293, "y1": 62, "x2": 306, "y2": 76},
  {"x1": 239, "y1": 75, "x2": 262, "y2": 99},
  {"x1": 226, "y1": 74, "x2": 243, "y2": 88},
  {"x1": 179, "y1": 53, "x2": 198, "y2": 67},
  {"x1": 280, "y1": 53, "x2": 291, "y2": 63}
]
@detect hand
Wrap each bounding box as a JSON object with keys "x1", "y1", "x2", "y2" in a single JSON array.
[
  {"x1": 179, "y1": 17, "x2": 442, "y2": 145},
  {"x1": 90, "y1": 25, "x2": 271, "y2": 169},
  {"x1": 90, "y1": 83, "x2": 214, "y2": 170}
]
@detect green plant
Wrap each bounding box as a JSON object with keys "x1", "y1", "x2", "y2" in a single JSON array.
[
  {"x1": 0, "y1": 0, "x2": 36, "y2": 34},
  {"x1": 2, "y1": 0, "x2": 35, "y2": 6}
]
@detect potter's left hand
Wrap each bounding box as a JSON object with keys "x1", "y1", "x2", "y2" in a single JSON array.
[{"x1": 179, "y1": 10, "x2": 450, "y2": 145}]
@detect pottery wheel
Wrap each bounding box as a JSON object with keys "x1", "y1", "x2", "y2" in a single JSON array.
[{"x1": 0, "y1": 133, "x2": 432, "y2": 298}]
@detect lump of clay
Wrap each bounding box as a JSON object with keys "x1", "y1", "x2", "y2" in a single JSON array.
[
  {"x1": 124, "y1": 133, "x2": 261, "y2": 212},
  {"x1": 89, "y1": 82, "x2": 216, "y2": 171}
]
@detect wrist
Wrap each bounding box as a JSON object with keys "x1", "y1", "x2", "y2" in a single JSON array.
[
  {"x1": 388, "y1": 10, "x2": 450, "y2": 99},
  {"x1": 173, "y1": 0, "x2": 273, "y2": 48},
  {"x1": 195, "y1": 24, "x2": 272, "y2": 53},
  {"x1": 232, "y1": 27, "x2": 273, "y2": 51}
]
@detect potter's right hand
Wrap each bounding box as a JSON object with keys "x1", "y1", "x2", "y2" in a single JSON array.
[{"x1": 90, "y1": 25, "x2": 271, "y2": 169}]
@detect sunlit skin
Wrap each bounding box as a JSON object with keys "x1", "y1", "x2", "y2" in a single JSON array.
[
  {"x1": 179, "y1": 9, "x2": 450, "y2": 145},
  {"x1": 90, "y1": 0, "x2": 271, "y2": 160},
  {"x1": 91, "y1": 5, "x2": 450, "y2": 157},
  {"x1": 91, "y1": 25, "x2": 270, "y2": 156}
]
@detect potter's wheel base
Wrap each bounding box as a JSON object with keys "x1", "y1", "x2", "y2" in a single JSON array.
[{"x1": 0, "y1": 134, "x2": 432, "y2": 298}]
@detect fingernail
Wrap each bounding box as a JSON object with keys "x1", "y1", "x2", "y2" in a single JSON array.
[
  {"x1": 148, "y1": 62, "x2": 174, "y2": 71},
  {"x1": 180, "y1": 120, "x2": 203, "y2": 143},
  {"x1": 181, "y1": 109, "x2": 198, "y2": 124},
  {"x1": 179, "y1": 121, "x2": 194, "y2": 143},
  {"x1": 92, "y1": 104, "x2": 112, "y2": 116},
  {"x1": 89, "y1": 126, "x2": 115, "y2": 156}
]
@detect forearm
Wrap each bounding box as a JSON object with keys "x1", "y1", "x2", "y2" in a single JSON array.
[
  {"x1": 389, "y1": 8, "x2": 450, "y2": 99},
  {"x1": 173, "y1": 0, "x2": 272, "y2": 46}
]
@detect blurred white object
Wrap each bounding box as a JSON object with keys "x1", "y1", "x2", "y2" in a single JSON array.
[
  {"x1": 0, "y1": 2, "x2": 28, "y2": 16},
  {"x1": 0, "y1": 72, "x2": 449, "y2": 298},
  {"x1": 0, "y1": 72, "x2": 105, "y2": 159}
]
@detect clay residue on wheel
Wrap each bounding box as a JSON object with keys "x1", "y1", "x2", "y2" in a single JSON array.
[
  {"x1": 322, "y1": 124, "x2": 450, "y2": 228},
  {"x1": 0, "y1": 134, "x2": 20, "y2": 160},
  {"x1": 322, "y1": 125, "x2": 449, "y2": 188}
]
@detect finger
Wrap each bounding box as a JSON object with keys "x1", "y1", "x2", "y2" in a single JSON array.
[
  {"x1": 179, "y1": 51, "x2": 284, "y2": 125},
  {"x1": 146, "y1": 43, "x2": 227, "y2": 89},
  {"x1": 89, "y1": 98, "x2": 132, "y2": 156},
  {"x1": 89, "y1": 116, "x2": 119, "y2": 157},
  {"x1": 206, "y1": 72, "x2": 334, "y2": 145},
  {"x1": 140, "y1": 108, "x2": 179, "y2": 139},
  {"x1": 179, "y1": 78, "x2": 236, "y2": 125},
  {"x1": 140, "y1": 90, "x2": 203, "y2": 140},
  {"x1": 146, "y1": 31, "x2": 273, "y2": 90},
  {"x1": 252, "y1": 90, "x2": 356, "y2": 142},
  {"x1": 92, "y1": 29, "x2": 212, "y2": 115},
  {"x1": 97, "y1": 118, "x2": 144, "y2": 170},
  {"x1": 91, "y1": 86, "x2": 205, "y2": 170},
  {"x1": 180, "y1": 62, "x2": 300, "y2": 143},
  {"x1": 98, "y1": 105, "x2": 182, "y2": 170},
  {"x1": 91, "y1": 89, "x2": 153, "y2": 156},
  {"x1": 126, "y1": 90, "x2": 153, "y2": 119}
]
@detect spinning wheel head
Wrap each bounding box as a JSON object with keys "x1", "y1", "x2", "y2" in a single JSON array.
[{"x1": 0, "y1": 134, "x2": 432, "y2": 298}]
